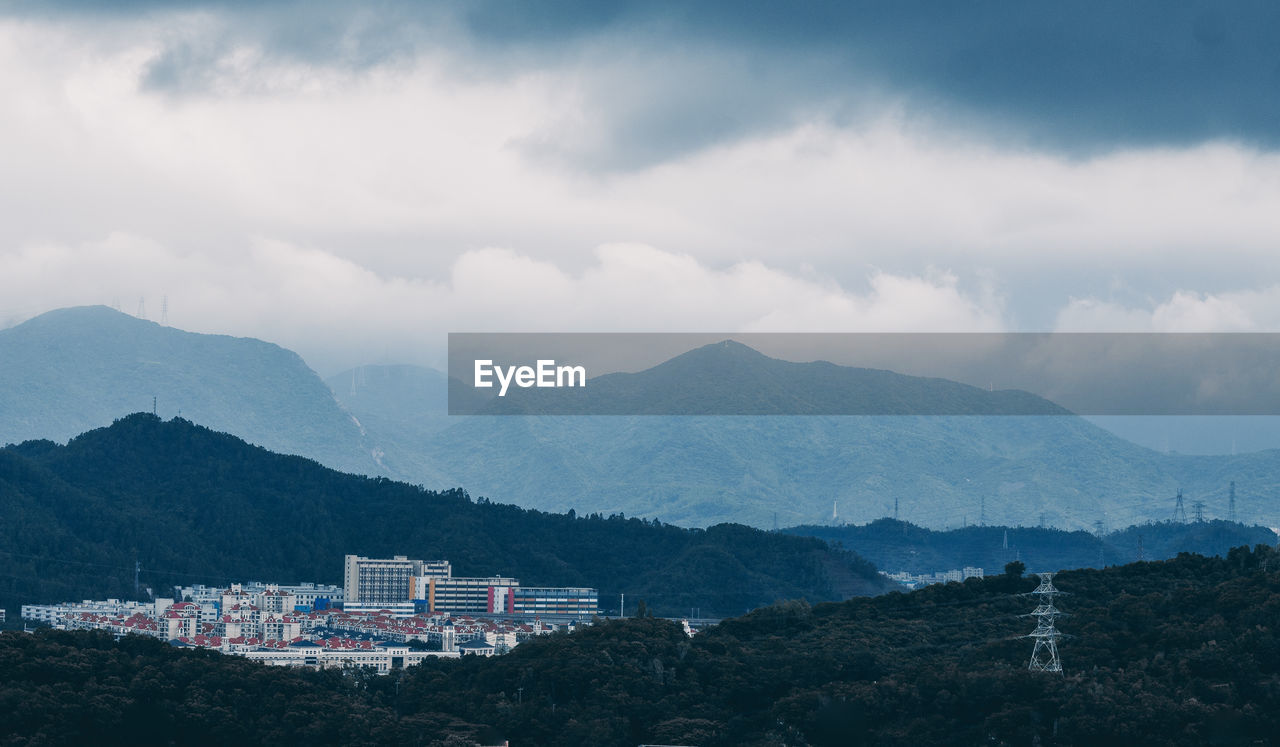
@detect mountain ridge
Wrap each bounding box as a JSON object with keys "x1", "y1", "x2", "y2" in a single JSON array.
[
  {"x1": 473, "y1": 338, "x2": 1073, "y2": 415},
  {"x1": 0, "y1": 305, "x2": 382, "y2": 477},
  {"x1": 0, "y1": 413, "x2": 891, "y2": 618}
]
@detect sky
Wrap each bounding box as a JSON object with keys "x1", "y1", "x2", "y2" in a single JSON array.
[{"x1": 3, "y1": 1, "x2": 1280, "y2": 375}]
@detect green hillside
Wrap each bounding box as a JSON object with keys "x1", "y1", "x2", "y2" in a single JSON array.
[{"x1": 0, "y1": 414, "x2": 890, "y2": 619}]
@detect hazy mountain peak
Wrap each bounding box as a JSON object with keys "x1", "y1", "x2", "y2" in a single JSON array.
[{"x1": 0, "y1": 305, "x2": 381, "y2": 477}]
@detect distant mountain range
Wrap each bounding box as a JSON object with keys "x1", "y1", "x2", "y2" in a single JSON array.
[
  {"x1": 335, "y1": 354, "x2": 1280, "y2": 530},
  {"x1": 6, "y1": 306, "x2": 1280, "y2": 531},
  {"x1": 784, "y1": 518, "x2": 1279, "y2": 576},
  {"x1": 467, "y1": 339, "x2": 1070, "y2": 415}
]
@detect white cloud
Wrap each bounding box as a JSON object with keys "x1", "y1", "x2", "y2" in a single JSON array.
[
  {"x1": 1055, "y1": 287, "x2": 1280, "y2": 332},
  {"x1": 4, "y1": 14, "x2": 1280, "y2": 369},
  {"x1": 0, "y1": 236, "x2": 1005, "y2": 373}
]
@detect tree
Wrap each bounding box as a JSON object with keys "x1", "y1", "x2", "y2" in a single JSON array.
[{"x1": 1004, "y1": 560, "x2": 1025, "y2": 578}]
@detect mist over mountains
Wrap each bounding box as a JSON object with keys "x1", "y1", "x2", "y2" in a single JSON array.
[
  {"x1": 336, "y1": 346, "x2": 1280, "y2": 530},
  {"x1": 5, "y1": 307, "x2": 1279, "y2": 531}
]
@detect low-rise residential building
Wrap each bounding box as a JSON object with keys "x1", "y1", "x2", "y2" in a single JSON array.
[
  {"x1": 882, "y1": 567, "x2": 985, "y2": 589},
  {"x1": 512, "y1": 587, "x2": 599, "y2": 617}
]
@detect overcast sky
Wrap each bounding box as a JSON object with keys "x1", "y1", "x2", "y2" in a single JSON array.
[{"x1": 3, "y1": 1, "x2": 1280, "y2": 375}]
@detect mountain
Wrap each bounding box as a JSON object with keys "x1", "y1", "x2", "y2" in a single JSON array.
[
  {"x1": 8, "y1": 308, "x2": 1278, "y2": 534},
  {"x1": 783, "y1": 517, "x2": 1280, "y2": 575},
  {"x1": 326, "y1": 364, "x2": 457, "y2": 486},
  {"x1": 0, "y1": 306, "x2": 381, "y2": 476},
  {"x1": 473, "y1": 339, "x2": 1070, "y2": 415},
  {"x1": 331, "y1": 350, "x2": 1280, "y2": 531},
  {"x1": 0, "y1": 414, "x2": 891, "y2": 619},
  {"x1": 7, "y1": 545, "x2": 1280, "y2": 745}
]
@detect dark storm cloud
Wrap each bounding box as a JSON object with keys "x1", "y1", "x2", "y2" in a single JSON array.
[
  {"x1": 461, "y1": 0, "x2": 1280, "y2": 151},
  {"x1": 10, "y1": 0, "x2": 1280, "y2": 165}
]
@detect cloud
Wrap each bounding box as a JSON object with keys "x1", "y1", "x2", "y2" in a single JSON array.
[
  {"x1": 0, "y1": 236, "x2": 1005, "y2": 373},
  {"x1": 1055, "y1": 287, "x2": 1280, "y2": 332},
  {"x1": 4, "y1": 11, "x2": 1280, "y2": 367},
  {"x1": 10, "y1": 0, "x2": 1280, "y2": 165}
]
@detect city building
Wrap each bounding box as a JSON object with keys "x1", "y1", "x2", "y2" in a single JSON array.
[
  {"x1": 21, "y1": 551, "x2": 599, "y2": 673},
  {"x1": 350, "y1": 553, "x2": 599, "y2": 617},
  {"x1": 512, "y1": 587, "x2": 599, "y2": 617},
  {"x1": 415, "y1": 575, "x2": 520, "y2": 615},
  {"x1": 343, "y1": 555, "x2": 438, "y2": 614},
  {"x1": 881, "y1": 567, "x2": 985, "y2": 589}
]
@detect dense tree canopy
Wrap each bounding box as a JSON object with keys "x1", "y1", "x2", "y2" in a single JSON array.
[{"x1": 4, "y1": 546, "x2": 1279, "y2": 745}]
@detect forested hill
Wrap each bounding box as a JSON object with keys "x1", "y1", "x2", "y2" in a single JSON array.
[
  {"x1": 0, "y1": 414, "x2": 890, "y2": 618},
  {"x1": 4, "y1": 546, "x2": 1280, "y2": 745},
  {"x1": 785, "y1": 517, "x2": 1279, "y2": 574}
]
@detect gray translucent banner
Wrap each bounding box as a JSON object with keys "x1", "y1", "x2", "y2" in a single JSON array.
[{"x1": 447, "y1": 333, "x2": 1280, "y2": 415}]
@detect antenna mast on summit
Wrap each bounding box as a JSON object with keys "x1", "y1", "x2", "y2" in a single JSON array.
[{"x1": 160, "y1": 295, "x2": 168, "y2": 325}]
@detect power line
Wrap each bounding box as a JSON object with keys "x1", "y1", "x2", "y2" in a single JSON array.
[{"x1": 1024, "y1": 572, "x2": 1065, "y2": 675}]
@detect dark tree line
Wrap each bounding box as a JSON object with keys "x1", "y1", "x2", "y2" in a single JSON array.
[{"x1": 4, "y1": 546, "x2": 1280, "y2": 745}]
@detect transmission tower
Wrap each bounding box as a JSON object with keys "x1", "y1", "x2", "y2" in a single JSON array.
[
  {"x1": 980, "y1": 496, "x2": 987, "y2": 526},
  {"x1": 160, "y1": 295, "x2": 168, "y2": 325},
  {"x1": 1173, "y1": 488, "x2": 1188, "y2": 524},
  {"x1": 1228, "y1": 481, "x2": 1237, "y2": 523},
  {"x1": 136, "y1": 296, "x2": 147, "y2": 320},
  {"x1": 1192, "y1": 500, "x2": 1206, "y2": 523},
  {"x1": 894, "y1": 497, "x2": 899, "y2": 521},
  {"x1": 1024, "y1": 572, "x2": 1066, "y2": 674}
]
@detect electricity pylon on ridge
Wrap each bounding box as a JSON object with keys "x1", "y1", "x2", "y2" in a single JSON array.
[{"x1": 1023, "y1": 572, "x2": 1066, "y2": 675}]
